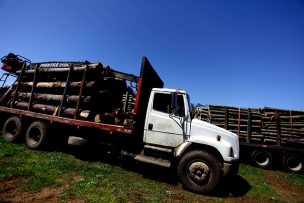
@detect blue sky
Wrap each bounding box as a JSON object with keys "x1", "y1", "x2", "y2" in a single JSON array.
[{"x1": 0, "y1": 0, "x2": 303, "y2": 110}]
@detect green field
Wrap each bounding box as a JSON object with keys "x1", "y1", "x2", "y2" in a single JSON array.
[{"x1": 0, "y1": 138, "x2": 303, "y2": 203}]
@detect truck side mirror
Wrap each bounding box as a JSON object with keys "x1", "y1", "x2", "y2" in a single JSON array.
[{"x1": 171, "y1": 92, "x2": 177, "y2": 113}]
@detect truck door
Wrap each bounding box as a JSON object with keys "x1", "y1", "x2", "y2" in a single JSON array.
[{"x1": 144, "y1": 92, "x2": 188, "y2": 147}]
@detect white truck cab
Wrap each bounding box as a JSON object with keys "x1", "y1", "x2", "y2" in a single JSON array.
[{"x1": 138, "y1": 88, "x2": 239, "y2": 193}]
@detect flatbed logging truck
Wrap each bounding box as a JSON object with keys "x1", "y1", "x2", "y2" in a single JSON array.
[
  {"x1": 194, "y1": 105, "x2": 304, "y2": 173},
  {"x1": 0, "y1": 53, "x2": 239, "y2": 193}
]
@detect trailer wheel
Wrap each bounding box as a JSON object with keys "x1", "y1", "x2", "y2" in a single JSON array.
[
  {"x1": 25, "y1": 121, "x2": 47, "y2": 149},
  {"x1": 251, "y1": 150, "x2": 273, "y2": 169},
  {"x1": 282, "y1": 154, "x2": 303, "y2": 173},
  {"x1": 177, "y1": 150, "x2": 222, "y2": 194},
  {"x1": 2, "y1": 116, "x2": 22, "y2": 142}
]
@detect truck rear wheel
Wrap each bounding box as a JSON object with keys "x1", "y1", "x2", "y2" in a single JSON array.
[
  {"x1": 282, "y1": 154, "x2": 303, "y2": 173},
  {"x1": 25, "y1": 121, "x2": 47, "y2": 149},
  {"x1": 251, "y1": 150, "x2": 273, "y2": 169},
  {"x1": 177, "y1": 150, "x2": 222, "y2": 194},
  {"x1": 2, "y1": 116, "x2": 22, "y2": 142}
]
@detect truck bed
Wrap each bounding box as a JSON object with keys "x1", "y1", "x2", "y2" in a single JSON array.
[{"x1": 0, "y1": 56, "x2": 163, "y2": 136}]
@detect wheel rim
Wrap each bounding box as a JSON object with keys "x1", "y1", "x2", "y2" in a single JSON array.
[
  {"x1": 5, "y1": 121, "x2": 17, "y2": 139},
  {"x1": 28, "y1": 127, "x2": 41, "y2": 146},
  {"x1": 254, "y1": 152, "x2": 270, "y2": 166},
  {"x1": 286, "y1": 156, "x2": 303, "y2": 172},
  {"x1": 187, "y1": 161, "x2": 210, "y2": 184}
]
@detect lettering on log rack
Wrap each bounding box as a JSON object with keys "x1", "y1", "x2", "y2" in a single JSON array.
[{"x1": 0, "y1": 60, "x2": 138, "y2": 128}]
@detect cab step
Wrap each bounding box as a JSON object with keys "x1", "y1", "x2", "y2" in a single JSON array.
[{"x1": 134, "y1": 154, "x2": 171, "y2": 168}]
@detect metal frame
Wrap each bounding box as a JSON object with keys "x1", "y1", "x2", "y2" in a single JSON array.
[
  {"x1": 0, "y1": 106, "x2": 133, "y2": 134},
  {"x1": 58, "y1": 65, "x2": 73, "y2": 116},
  {"x1": 27, "y1": 65, "x2": 39, "y2": 111},
  {"x1": 10, "y1": 63, "x2": 27, "y2": 107},
  {"x1": 74, "y1": 64, "x2": 88, "y2": 119}
]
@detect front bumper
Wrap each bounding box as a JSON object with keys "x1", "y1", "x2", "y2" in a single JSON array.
[{"x1": 223, "y1": 160, "x2": 239, "y2": 176}]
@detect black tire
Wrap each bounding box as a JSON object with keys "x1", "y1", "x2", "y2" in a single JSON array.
[
  {"x1": 177, "y1": 150, "x2": 222, "y2": 194},
  {"x1": 282, "y1": 154, "x2": 303, "y2": 173},
  {"x1": 251, "y1": 150, "x2": 273, "y2": 169},
  {"x1": 25, "y1": 121, "x2": 47, "y2": 149},
  {"x1": 2, "y1": 116, "x2": 22, "y2": 142}
]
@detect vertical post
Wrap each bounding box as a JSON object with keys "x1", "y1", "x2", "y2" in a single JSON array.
[
  {"x1": 289, "y1": 110, "x2": 293, "y2": 140},
  {"x1": 123, "y1": 90, "x2": 129, "y2": 113},
  {"x1": 58, "y1": 65, "x2": 73, "y2": 117},
  {"x1": 225, "y1": 106, "x2": 229, "y2": 130},
  {"x1": 247, "y1": 110, "x2": 252, "y2": 143},
  {"x1": 27, "y1": 66, "x2": 39, "y2": 111},
  {"x1": 74, "y1": 65, "x2": 88, "y2": 119},
  {"x1": 209, "y1": 106, "x2": 212, "y2": 123},
  {"x1": 276, "y1": 110, "x2": 281, "y2": 146},
  {"x1": 238, "y1": 108, "x2": 241, "y2": 136},
  {"x1": 10, "y1": 63, "x2": 27, "y2": 107}
]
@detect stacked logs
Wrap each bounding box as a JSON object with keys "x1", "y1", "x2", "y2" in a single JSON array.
[
  {"x1": 1, "y1": 62, "x2": 136, "y2": 126},
  {"x1": 261, "y1": 108, "x2": 304, "y2": 145},
  {"x1": 194, "y1": 105, "x2": 304, "y2": 145},
  {"x1": 194, "y1": 105, "x2": 261, "y2": 142}
]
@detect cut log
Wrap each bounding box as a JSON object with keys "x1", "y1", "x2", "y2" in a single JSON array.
[
  {"x1": 14, "y1": 102, "x2": 82, "y2": 116},
  {"x1": 12, "y1": 92, "x2": 92, "y2": 103},
  {"x1": 14, "y1": 81, "x2": 96, "y2": 88}
]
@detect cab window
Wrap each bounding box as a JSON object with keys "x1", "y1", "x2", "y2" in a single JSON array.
[{"x1": 153, "y1": 93, "x2": 185, "y2": 117}]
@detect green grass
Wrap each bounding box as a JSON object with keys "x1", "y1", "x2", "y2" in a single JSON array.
[
  {"x1": 286, "y1": 172, "x2": 304, "y2": 188},
  {"x1": 0, "y1": 138, "x2": 24, "y2": 157},
  {"x1": 238, "y1": 164, "x2": 282, "y2": 202},
  {"x1": 0, "y1": 137, "x2": 303, "y2": 203},
  {"x1": 0, "y1": 138, "x2": 84, "y2": 191},
  {"x1": 0, "y1": 197, "x2": 10, "y2": 203},
  {"x1": 0, "y1": 138, "x2": 193, "y2": 202}
]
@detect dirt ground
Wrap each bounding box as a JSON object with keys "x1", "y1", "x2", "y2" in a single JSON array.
[
  {"x1": 262, "y1": 170, "x2": 304, "y2": 203},
  {"x1": 0, "y1": 171, "x2": 303, "y2": 203},
  {"x1": 0, "y1": 177, "x2": 69, "y2": 203}
]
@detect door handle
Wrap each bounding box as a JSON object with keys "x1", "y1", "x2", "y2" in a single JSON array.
[{"x1": 148, "y1": 123, "x2": 153, "y2": 130}]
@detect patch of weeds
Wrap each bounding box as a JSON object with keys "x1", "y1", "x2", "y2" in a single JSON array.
[
  {"x1": 0, "y1": 138, "x2": 85, "y2": 191},
  {"x1": 63, "y1": 163, "x2": 119, "y2": 202},
  {"x1": 0, "y1": 138, "x2": 24, "y2": 157},
  {"x1": 47, "y1": 152, "x2": 84, "y2": 172},
  {"x1": 24, "y1": 176, "x2": 55, "y2": 192},
  {"x1": 238, "y1": 164, "x2": 262, "y2": 177},
  {"x1": 82, "y1": 162, "x2": 116, "y2": 177},
  {"x1": 285, "y1": 173, "x2": 304, "y2": 187},
  {"x1": 249, "y1": 180, "x2": 281, "y2": 201},
  {"x1": 64, "y1": 161, "x2": 166, "y2": 202},
  {"x1": 0, "y1": 197, "x2": 10, "y2": 203}
]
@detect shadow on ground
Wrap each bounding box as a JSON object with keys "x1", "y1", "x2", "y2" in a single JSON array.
[
  {"x1": 48, "y1": 142, "x2": 251, "y2": 197},
  {"x1": 211, "y1": 175, "x2": 251, "y2": 197}
]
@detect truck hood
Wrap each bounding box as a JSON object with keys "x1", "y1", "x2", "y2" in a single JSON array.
[
  {"x1": 189, "y1": 118, "x2": 239, "y2": 160},
  {"x1": 191, "y1": 118, "x2": 237, "y2": 138}
]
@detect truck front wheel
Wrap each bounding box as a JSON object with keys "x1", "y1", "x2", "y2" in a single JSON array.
[
  {"x1": 177, "y1": 150, "x2": 222, "y2": 194},
  {"x1": 25, "y1": 121, "x2": 47, "y2": 149}
]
